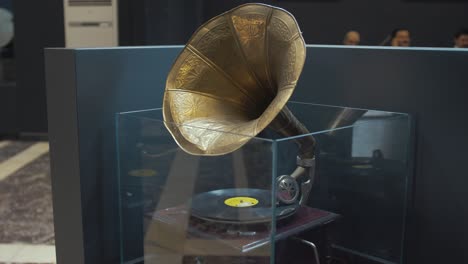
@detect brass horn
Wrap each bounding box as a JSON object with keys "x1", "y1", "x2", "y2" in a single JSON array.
[{"x1": 163, "y1": 3, "x2": 315, "y2": 205}]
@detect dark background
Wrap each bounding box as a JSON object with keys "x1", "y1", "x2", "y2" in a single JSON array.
[
  {"x1": 5, "y1": 0, "x2": 468, "y2": 263},
  {"x1": 12, "y1": 0, "x2": 65, "y2": 134},
  {"x1": 4, "y1": 0, "x2": 468, "y2": 135},
  {"x1": 0, "y1": 0, "x2": 12, "y2": 9},
  {"x1": 119, "y1": 0, "x2": 468, "y2": 47},
  {"x1": 202, "y1": 0, "x2": 468, "y2": 47}
]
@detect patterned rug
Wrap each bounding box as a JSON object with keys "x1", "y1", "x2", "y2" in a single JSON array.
[{"x1": 0, "y1": 141, "x2": 54, "y2": 245}]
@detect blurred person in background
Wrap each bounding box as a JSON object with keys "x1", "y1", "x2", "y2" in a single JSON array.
[
  {"x1": 343, "y1": 30, "x2": 360, "y2": 45},
  {"x1": 454, "y1": 28, "x2": 468, "y2": 48},
  {"x1": 391, "y1": 28, "x2": 411, "y2": 47}
]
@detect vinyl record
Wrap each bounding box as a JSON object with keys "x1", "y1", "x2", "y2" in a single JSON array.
[{"x1": 190, "y1": 188, "x2": 298, "y2": 224}]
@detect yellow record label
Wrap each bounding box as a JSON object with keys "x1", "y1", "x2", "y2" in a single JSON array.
[{"x1": 224, "y1": 197, "x2": 259, "y2": 208}]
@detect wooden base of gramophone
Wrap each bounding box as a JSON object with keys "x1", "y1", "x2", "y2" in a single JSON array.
[{"x1": 143, "y1": 205, "x2": 339, "y2": 263}]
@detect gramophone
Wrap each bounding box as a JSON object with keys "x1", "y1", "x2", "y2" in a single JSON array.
[{"x1": 162, "y1": 3, "x2": 316, "y2": 224}]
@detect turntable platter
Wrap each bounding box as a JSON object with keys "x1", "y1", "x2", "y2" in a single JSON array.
[{"x1": 190, "y1": 188, "x2": 298, "y2": 224}]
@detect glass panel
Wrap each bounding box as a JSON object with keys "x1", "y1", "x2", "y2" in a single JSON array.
[
  {"x1": 117, "y1": 109, "x2": 276, "y2": 264},
  {"x1": 117, "y1": 102, "x2": 412, "y2": 264},
  {"x1": 283, "y1": 102, "x2": 411, "y2": 264},
  {"x1": 313, "y1": 110, "x2": 411, "y2": 264}
]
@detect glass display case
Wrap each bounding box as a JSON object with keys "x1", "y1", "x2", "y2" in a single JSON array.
[{"x1": 116, "y1": 102, "x2": 412, "y2": 264}]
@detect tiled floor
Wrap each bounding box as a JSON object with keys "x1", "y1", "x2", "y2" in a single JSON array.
[{"x1": 0, "y1": 140, "x2": 56, "y2": 264}]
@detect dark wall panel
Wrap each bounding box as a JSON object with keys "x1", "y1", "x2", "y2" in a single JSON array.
[
  {"x1": 13, "y1": 0, "x2": 65, "y2": 133},
  {"x1": 144, "y1": 0, "x2": 205, "y2": 44},
  {"x1": 119, "y1": 0, "x2": 205, "y2": 45},
  {"x1": 118, "y1": 0, "x2": 147, "y2": 46},
  {"x1": 0, "y1": 83, "x2": 18, "y2": 135}
]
